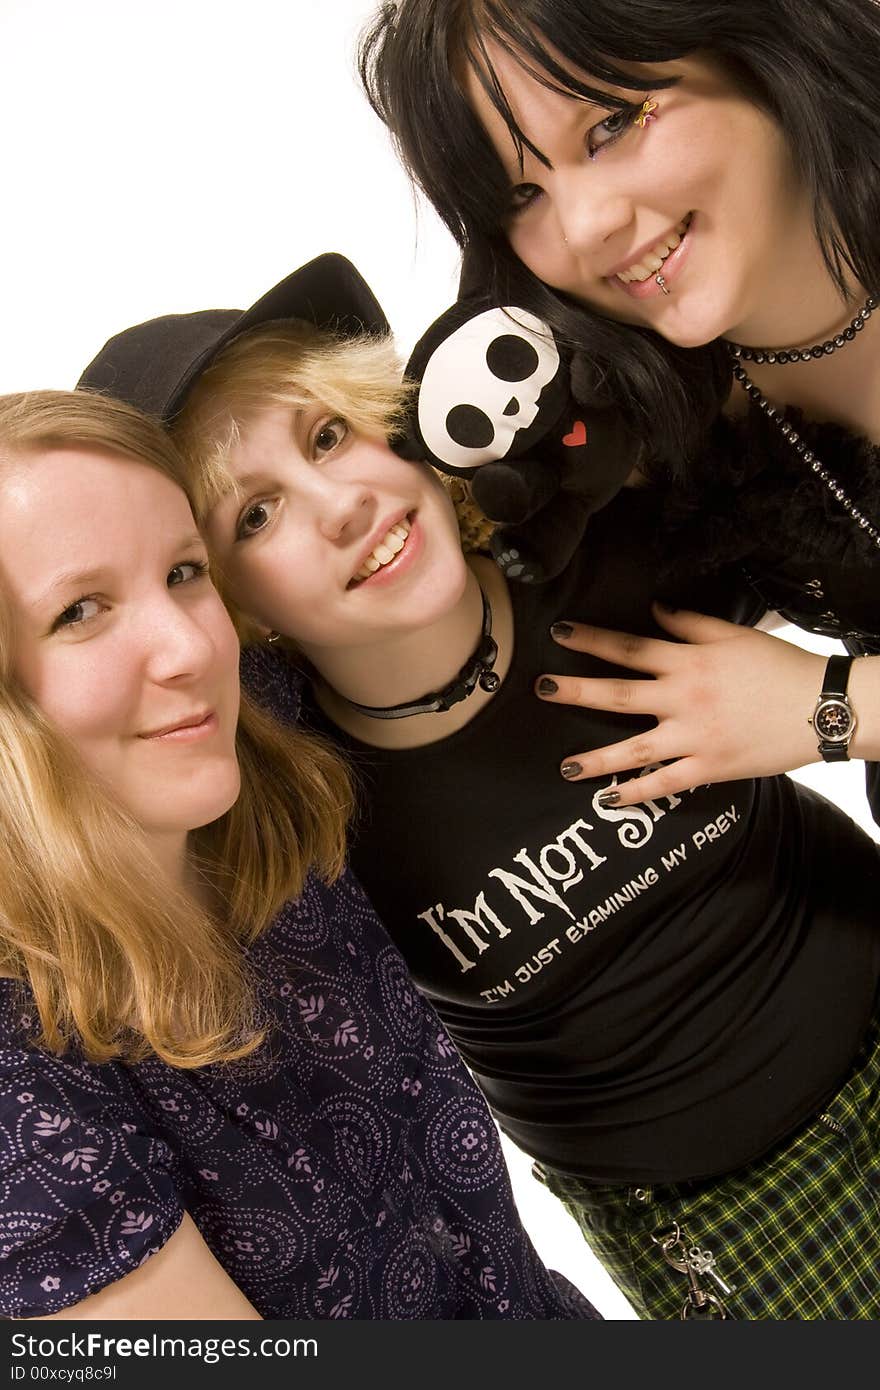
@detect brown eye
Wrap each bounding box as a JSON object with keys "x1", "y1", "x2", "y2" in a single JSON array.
[
  {"x1": 168, "y1": 559, "x2": 209, "y2": 587},
  {"x1": 313, "y1": 418, "x2": 349, "y2": 456},
  {"x1": 236, "y1": 498, "x2": 278, "y2": 540},
  {"x1": 52, "y1": 597, "x2": 101, "y2": 631}
]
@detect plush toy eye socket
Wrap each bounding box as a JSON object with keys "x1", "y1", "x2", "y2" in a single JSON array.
[
  {"x1": 446, "y1": 402, "x2": 495, "y2": 449},
  {"x1": 486, "y1": 334, "x2": 540, "y2": 382}
]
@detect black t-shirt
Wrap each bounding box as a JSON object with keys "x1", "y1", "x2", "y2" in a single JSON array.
[{"x1": 301, "y1": 490, "x2": 880, "y2": 1184}]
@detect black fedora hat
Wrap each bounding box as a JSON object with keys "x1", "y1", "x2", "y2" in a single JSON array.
[{"x1": 77, "y1": 253, "x2": 389, "y2": 422}]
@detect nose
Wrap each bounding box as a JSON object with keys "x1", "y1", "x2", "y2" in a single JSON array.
[
  {"x1": 553, "y1": 167, "x2": 635, "y2": 256},
  {"x1": 313, "y1": 473, "x2": 372, "y2": 542},
  {"x1": 143, "y1": 590, "x2": 222, "y2": 686}
]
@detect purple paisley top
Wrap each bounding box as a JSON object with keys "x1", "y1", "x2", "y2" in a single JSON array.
[{"x1": 0, "y1": 865, "x2": 596, "y2": 1319}]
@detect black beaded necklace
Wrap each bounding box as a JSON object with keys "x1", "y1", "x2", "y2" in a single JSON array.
[
  {"x1": 723, "y1": 295, "x2": 880, "y2": 550},
  {"x1": 726, "y1": 296, "x2": 875, "y2": 364},
  {"x1": 345, "y1": 587, "x2": 501, "y2": 720}
]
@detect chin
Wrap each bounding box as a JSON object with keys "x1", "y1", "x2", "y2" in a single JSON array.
[
  {"x1": 182, "y1": 766, "x2": 243, "y2": 832},
  {"x1": 657, "y1": 322, "x2": 725, "y2": 350}
]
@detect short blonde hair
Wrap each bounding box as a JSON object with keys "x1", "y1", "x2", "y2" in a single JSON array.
[
  {"x1": 175, "y1": 321, "x2": 411, "y2": 513},
  {"x1": 173, "y1": 321, "x2": 494, "y2": 596},
  {"x1": 0, "y1": 389, "x2": 353, "y2": 1068}
]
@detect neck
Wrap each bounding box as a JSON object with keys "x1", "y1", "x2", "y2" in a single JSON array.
[
  {"x1": 148, "y1": 830, "x2": 207, "y2": 904},
  {"x1": 732, "y1": 315, "x2": 880, "y2": 442},
  {"x1": 307, "y1": 565, "x2": 480, "y2": 709},
  {"x1": 727, "y1": 280, "x2": 880, "y2": 443},
  {"x1": 311, "y1": 555, "x2": 514, "y2": 750}
]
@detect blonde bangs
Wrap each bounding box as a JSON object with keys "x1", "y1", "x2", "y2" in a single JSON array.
[
  {"x1": 173, "y1": 320, "x2": 496, "y2": 568},
  {"x1": 174, "y1": 323, "x2": 414, "y2": 519}
]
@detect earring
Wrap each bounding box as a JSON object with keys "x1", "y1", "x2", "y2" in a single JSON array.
[
  {"x1": 266, "y1": 630, "x2": 281, "y2": 644},
  {"x1": 635, "y1": 98, "x2": 658, "y2": 127}
]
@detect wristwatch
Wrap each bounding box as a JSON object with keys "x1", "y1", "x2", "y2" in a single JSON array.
[{"x1": 808, "y1": 654, "x2": 857, "y2": 762}]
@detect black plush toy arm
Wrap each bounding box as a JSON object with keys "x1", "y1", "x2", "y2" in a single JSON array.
[{"x1": 469, "y1": 455, "x2": 563, "y2": 524}]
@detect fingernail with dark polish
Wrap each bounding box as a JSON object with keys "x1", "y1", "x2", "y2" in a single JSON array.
[
  {"x1": 561, "y1": 761, "x2": 583, "y2": 780},
  {"x1": 550, "y1": 621, "x2": 573, "y2": 640},
  {"x1": 597, "y1": 790, "x2": 620, "y2": 807},
  {"x1": 538, "y1": 677, "x2": 558, "y2": 695}
]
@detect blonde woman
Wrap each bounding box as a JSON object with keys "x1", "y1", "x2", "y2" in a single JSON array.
[{"x1": 0, "y1": 387, "x2": 595, "y2": 1321}]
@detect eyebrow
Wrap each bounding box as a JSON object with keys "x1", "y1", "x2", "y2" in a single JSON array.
[
  {"x1": 30, "y1": 531, "x2": 207, "y2": 609},
  {"x1": 503, "y1": 94, "x2": 604, "y2": 180},
  {"x1": 222, "y1": 471, "x2": 275, "y2": 494},
  {"x1": 215, "y1": 406, "x2": 307, "y2": 503},
  {"x1": 31, "y1": 566, "x2": 112, "y2": 610}
]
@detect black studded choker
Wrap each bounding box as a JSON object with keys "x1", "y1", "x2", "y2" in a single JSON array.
[
  {"x1": 725, "y1": 296, "x2": 875, "y2": 364},
  {"x1": 345, "y1": 587, "x2": 501, "y2": 720}
]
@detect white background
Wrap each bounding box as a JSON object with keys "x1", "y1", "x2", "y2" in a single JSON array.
[{"x1": 3, "y1": 0, "x2": 877, "y2": 1320}]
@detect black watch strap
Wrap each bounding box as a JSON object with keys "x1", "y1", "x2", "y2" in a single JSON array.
[
  {"x1": 814, "y1": 654, "x2": 856, "y2": 762},
  {"x1": 822, "y1": 654, "x2": 853, "y2": 701}
]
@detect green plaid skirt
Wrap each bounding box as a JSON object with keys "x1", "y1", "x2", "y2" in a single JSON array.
[{"x1": 535, "y1": 1005, "x2": 880, "y2": 1319}]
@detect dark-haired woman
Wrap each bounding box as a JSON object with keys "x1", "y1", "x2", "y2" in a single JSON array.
[{"x1": 359, "y1": 0, "x2": 880, "y2": 825}]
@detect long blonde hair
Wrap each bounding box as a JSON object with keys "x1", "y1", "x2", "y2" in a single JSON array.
[{"x1": 0, "y1": 390, "x2": 353, "y2": 1068}]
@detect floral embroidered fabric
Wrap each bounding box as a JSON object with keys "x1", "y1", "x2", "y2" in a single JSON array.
[{"x1": 0, "y1": 866, "x2": 596, "y2": 1319}]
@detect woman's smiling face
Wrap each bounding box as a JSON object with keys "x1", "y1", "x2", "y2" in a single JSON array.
[
  {"x1": 467, "y1": 45, "x2": 814, "y2": 348},
  {"x1": 202, "y1": 403, "x2": 469, "y2": 659},
  {"x1": 2, "y1": 448, "x2": 242, "y2": 850}
]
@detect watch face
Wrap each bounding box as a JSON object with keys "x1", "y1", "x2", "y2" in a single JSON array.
[{"x1": 814, "y1": 697, "x2": 854, "y2": 742}]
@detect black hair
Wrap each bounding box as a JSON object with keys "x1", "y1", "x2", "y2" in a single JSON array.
[{"x1": 360, "y1": 0, "x2": 880, "y2": 467}]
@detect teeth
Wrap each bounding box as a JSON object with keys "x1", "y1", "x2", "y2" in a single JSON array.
[
  {"x1": 353, "y1": 517, "x2": 412, "y2": 582},
  {"x1": 616, "y1": 215, "x2": 691, "y2": 284}
]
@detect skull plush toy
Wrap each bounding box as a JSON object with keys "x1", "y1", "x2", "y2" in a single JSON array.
[
  {"x1": 417, "y1": 306, "x2": 561, "y2": 473},
  {"x1": 397, "y1": 296, "x2": 642, "y2": 582}
]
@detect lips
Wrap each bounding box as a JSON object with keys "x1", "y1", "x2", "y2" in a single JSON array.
[
  {"x1": 140, "y1": 711, "x2": 214, "y2": 739},
  {"x1": 612, "y1": 216, "x2": 691, "y2": 284},
  {"x1": 349, "y1": 512, "x2": 413, "y2": 586},
  {"x1": 609, "y1": 213, "x2": 695, "y2": 300}
]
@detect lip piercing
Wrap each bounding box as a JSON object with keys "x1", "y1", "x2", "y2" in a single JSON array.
[{"x1": 655, "y1": 273, "x2": 671, "y2": 295}]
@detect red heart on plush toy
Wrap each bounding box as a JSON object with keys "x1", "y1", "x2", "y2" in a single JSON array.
[{"x1": 562, "y1": 420, "x2": 587, "y2": 447}]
